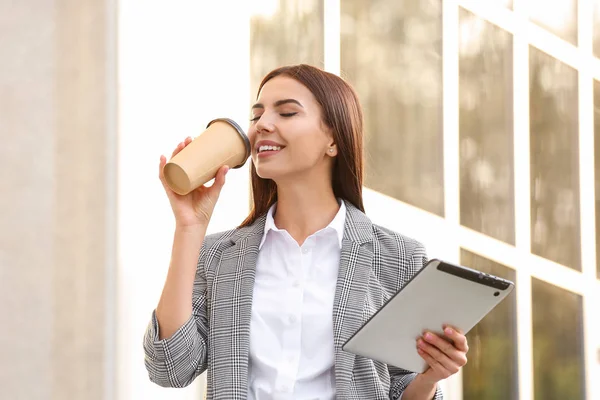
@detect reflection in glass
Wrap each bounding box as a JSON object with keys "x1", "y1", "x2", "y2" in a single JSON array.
[
  {"x1": 341, "y1": 0, "x2": 444, "y2": 216},
  {"x1": 594, "y1": 81, "x2": 600, "y2": 279},
  {"x1": 460, "y1": 250, "x2": 518, "y2": 400},
  {"x1": 532, "y1": 278, "x2": 585, "y2": 399},
  {"x1": 459, "y1": 9, "x2": 514, "y2": 244},
  {"x1": 249, "y1": 0, "x2": 324, "y2": 96},
  {"x1": 529, "y1": 0, "x2": 577, "y2": 45},
  {"x1": 529, "y1": 47, "x2": 581, "y2": 271}
]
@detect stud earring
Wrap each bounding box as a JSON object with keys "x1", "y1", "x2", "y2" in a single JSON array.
[{"x1": 329, "y1": 148, "x2": 334, "y2": 153}]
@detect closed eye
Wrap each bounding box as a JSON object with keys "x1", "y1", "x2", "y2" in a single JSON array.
[{"x1": 250, "y1": 112, "x2": 298, "y2": 123}]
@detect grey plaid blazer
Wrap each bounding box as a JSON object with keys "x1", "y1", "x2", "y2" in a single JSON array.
[{"x1": 144, "y1": 200, "x2": 443, "y2": 400}]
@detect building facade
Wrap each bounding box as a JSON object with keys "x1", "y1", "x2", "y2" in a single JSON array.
[{"x1": 2, "y1": 0, "x2": 599, "y2": 399}]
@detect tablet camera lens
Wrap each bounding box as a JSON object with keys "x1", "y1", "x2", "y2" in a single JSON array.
[
  {"x1": 478, "y1": 273, "x2": 483, "y2": 279},
  {"x1": 494, "y1": 291, "x2": 500, "y2": 297}
]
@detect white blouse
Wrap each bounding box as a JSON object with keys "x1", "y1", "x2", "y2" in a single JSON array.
[{"x1": 248, "y1": 200, "x2": 346, "y2": 400}]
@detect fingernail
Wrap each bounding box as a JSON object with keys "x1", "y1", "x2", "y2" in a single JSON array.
[
  {"x1": 425, "y1": 333, "x2": 433, "y2": 340},
  {"x1": 445, "y1": 327, "x2": 453, "y2": 335}
]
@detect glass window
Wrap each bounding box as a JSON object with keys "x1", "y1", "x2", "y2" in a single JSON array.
[
  {"x1": 249, "y1": 0, "x2": 324, "y2": 97},
  {"x1": 459, "y1": 9, "x2": 514, "y2": 244},
  {"x1": 594, "y1": 81, "x2": 600, "y2": 278},
  {"x1": 341, "y1": 0, "x2": 444, "y2": 216},
  {"x1": 529, "y1": 0, "x2": 577, "y2": 45},
  {"x1": 460, "y1": 250, "x2": 518, "y2": 400},
  {"x1": 532, "y1": 278, "x2": 585, "y2": 399},
  {"x1": 529, "y1": 47, "x2": 581, "y2": 271}
]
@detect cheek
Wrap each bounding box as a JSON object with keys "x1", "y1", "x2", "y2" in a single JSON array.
[
  {"x1": 247, "y1": 128, "x2": 258, "y2": 159},
  {"x1": 247, "y1": 128, "x2": 257, "y2": 145},
  {"x1": 285, "y1": 142, "x2": 320, "y2": 165},
  {"x1": 289, "y1": 130, "x2": 326, "y2": 155}
]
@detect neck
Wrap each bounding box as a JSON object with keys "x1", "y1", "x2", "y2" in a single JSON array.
[{"x1": 273, "y1": 171, "x2": 340, "y2": 246}]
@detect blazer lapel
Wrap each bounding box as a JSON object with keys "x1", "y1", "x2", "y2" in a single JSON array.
[
  {"x1": 209, "y1": 203, "x2": 374, "y2": 399},
  {"x1": 210, "y1": 216, "x2": 265, "y2": 400},
  {"x1": 333, "y1": 201, "x2": 374, "y2": 397}
]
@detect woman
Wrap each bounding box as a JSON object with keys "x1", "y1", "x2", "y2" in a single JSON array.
[{"x1": 144, "y1": 64, "x2": 469, "y2": 400}]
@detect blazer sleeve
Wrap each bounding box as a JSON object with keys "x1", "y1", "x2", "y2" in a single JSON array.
[
  {"x1": 388, "y1": 240, "x2": 443, "y2": 400},
  {"x1": 142, "y1": 240, "x2": 211, "y2": 388}
]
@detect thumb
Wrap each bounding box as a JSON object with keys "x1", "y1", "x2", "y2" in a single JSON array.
[{"x1": 208, "y1": 165, "x2": 229, "y2": 197}]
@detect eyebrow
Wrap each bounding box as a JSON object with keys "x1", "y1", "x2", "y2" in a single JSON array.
[{"x1": 251, "y1": 99, "x2": 304, "y2": 110}]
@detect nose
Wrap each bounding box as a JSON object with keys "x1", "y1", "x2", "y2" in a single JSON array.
[{"x1": 255, "y1": 114, "x2": 275, "y2": 135}]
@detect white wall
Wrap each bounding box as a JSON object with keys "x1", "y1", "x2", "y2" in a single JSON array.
[{"x1": 117, "y1": 1, "x2": 250, "y2": 399}]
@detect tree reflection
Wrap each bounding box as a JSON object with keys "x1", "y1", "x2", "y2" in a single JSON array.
[
  {"x1": 532, "y1": 278, "x2": 585, "y2": 399},
  {"x1": 459, "y1": 9, "x2": 514, "y2": 245},
  {"x1": 250, "y1": 0, "x2": 324, "y2": 99},
  {"x1": 529, "y1": 48, "x2": 581, "y2": 271},
  {"x1": 341, "y1": 0, "x2": 444, "y2": 216},
  {"x1": 461, "y1": 250, "x2": 518, "y2": 400}
]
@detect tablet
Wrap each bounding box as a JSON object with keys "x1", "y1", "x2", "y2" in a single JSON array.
[{"x1": 342, "y1": 259, "x2": 515, "y2": 373}]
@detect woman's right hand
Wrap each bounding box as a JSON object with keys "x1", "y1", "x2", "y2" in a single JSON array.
[{"x1": 159, "y1": 136, "x2": 229, "y2": 229}]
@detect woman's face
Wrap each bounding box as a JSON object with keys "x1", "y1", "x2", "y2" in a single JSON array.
[{"x1": 248, "y1": 76, "x2": 336, "y2": 182}]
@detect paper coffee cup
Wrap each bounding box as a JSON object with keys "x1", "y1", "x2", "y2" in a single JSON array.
[{"x1": 163, "y1": 118, "x2": 251, "y2": 195}]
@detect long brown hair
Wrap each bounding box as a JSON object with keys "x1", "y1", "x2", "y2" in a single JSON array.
[{"x1": 239, "y1": 64, "x2": 365, "y2": 227}]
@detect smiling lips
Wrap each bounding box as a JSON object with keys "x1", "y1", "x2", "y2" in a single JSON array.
[
  {"x1": 258, "y1": 145, "x2": 282, "y2": 153},
  {"x1": 256, "y1": 141, "x2": 285, "y2": 157}
]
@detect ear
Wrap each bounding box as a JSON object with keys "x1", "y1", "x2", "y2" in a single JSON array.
[
  {"x1": 322, "y1": 121, "x2": 337, "y2": 157},
  {"x1": 326, "y1": 142, "x2": 337, "y2": 157}
]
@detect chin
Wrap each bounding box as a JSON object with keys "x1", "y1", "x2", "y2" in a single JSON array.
[
  {"x1": 255, "y1": 169, "x2": 281, "y2": 181},
  {"x1": 255, "y1": 163, "x2": 294, "y2": 183}
]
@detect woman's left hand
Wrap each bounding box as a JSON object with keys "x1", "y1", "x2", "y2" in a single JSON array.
[{"x1": 416, "y1": 325, "x2": 469, "y2": 384}]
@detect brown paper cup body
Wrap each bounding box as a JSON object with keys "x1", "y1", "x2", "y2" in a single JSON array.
[{"x1": 163, "y1": 119, "x2": 250, "y2": 195}]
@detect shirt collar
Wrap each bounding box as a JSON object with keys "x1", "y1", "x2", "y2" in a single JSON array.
[{"x1": 259, "y1": 199, "x2": 347, "y2": 250}]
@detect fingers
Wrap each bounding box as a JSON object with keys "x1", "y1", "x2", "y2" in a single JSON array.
[
  {"x1": 171, "y1": 136, "x2": 193, "y2": 159},
  {"x1": 162, "y1": 137, "x2": 228, "y2": 200},
  {"x1": 417, "y1": 346, "x2": 452, "y2": 377},
  {"x1": 420, "y1": 330, "x2": 468, "y2": 369},
  {"x1": 209, "y1": 165, "x2": 230, "y2": 194},
  {"x1": 417, "y1": 337, "x2": 461, "y2": 374},
  {"x1": 158, "y1": 155, "x2": 167, "y2": 184},
  {"x1": 161, "y1": 137, "x2": 192, "y2": 188},
  {"x1": 416, "y1": 327, "x2": 469, "y2": 383},
  {"x1": 443, "y1": 326, "x2": 469, "y2": 353},
  {"x1": 423, "y1": 332, "x2": 455, "y2": 355},
  {"x1": 159, "y1": 154, "x2": 180, "y2": 198}
]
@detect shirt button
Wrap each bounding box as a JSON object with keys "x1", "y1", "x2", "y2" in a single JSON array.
[
  {"x1": 293, "y1": 280, "x2": 300, "y2": 288},
  {"x1": 289, "y1": 315, "x2": 297, "y2": 324},
  {"x1": 302, "y1": 247, "x2": 309, "y2": 254}
]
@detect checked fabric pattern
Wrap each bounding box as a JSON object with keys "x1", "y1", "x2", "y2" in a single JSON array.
[{"x1": 143, "y1": 200, "x2": 443, "y2": 400}]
